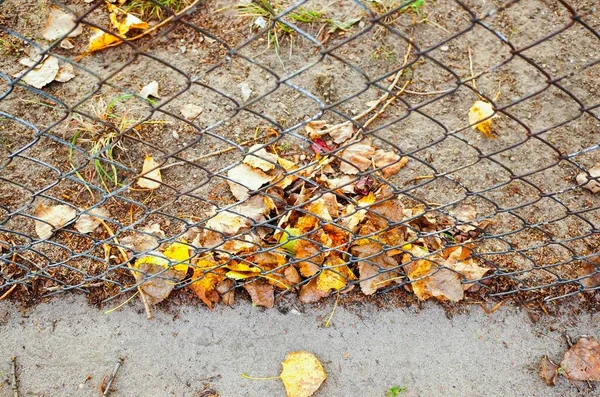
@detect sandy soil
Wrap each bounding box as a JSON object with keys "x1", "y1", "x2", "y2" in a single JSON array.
[
  {"x1": 0, "y1": 1, "x2": 599, "y2": 303},
  {"x1": 0, "y1": 297, "x2": 598, "y2": 396}
]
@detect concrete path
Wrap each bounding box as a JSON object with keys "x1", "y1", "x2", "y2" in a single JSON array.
[{"x1": 0, "y1": 296, "x2": 597, "y2": 396}]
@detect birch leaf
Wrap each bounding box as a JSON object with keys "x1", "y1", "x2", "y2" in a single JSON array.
[
  {"x1": 34, "y1": 204, "x2": 77, "y2": 240},
  {"x1": 15, "y1": 56, "x2": 59, "y2": 89},
  {"x1": 75, "y1": 207, "x2": 110, "y2": 234},
  {"x1": 137, "y1": 155, "x2": 162, "y2": 189},
  {"x1": 227, "y1": 164, "x2": 275, "y2": 201},
  {"x1": 280, "y1": 351, "x2": 327, "y2": 397},
  {"x1": 42, "y1": 6, "x2": 83, "y2": 41}
]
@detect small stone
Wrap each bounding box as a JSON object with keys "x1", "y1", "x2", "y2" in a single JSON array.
[
  {"x1": 239, "y1": 82, "x2": 252, "y2": 101},
  {"x1": 172, "y1": 130, "x2": 180, "y2": 140},
  {"x1": 440, "y1": 45, "x2": 449, "y2": 52}
]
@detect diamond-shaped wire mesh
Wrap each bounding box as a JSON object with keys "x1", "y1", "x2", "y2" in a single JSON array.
[{"x1": 1, "y1": 0, "x2": 599, "y2": 309}]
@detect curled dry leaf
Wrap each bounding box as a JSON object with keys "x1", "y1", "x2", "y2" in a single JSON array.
[
  {"x1": 189, "y1": 259, "x2": 225, "y2": 308},
  {"x1": 88, "y1": 29, "x2": 122, "y2": 52},
  {"x1": 139, "y1": 81, "x2": 160, "y2": 99},
  {"x1": 305, "y1": 120, "x2": 354, "y2": 144},
  {"x1": 34, "y1": 203, "x2": 77, "y2": 240},
  {"x1": 216, "y1": 278, "x2": 235, "y2": 305},
  {"x1": 280, "y1": 351, "x2": 327, "y2": 397},
  {"x1": 54, "y1": 62, "x2": 75, "y2": 83},
  {"x1": 134, "y1": 256, "x2": 183, "y2": 305},
  {"x1": 243, "y1": 279, "x2": 274, "y2": 308},
  {"x1": 560, "y1": 337, "x2": 600, "y2": 381},
  {"x1": 87, "y1": 4, "x2": 149, "y2": 52},
  {"x1": 339, "y1": 140, "x2": 375, "y2": 175},
  {"x1": 206, "y1": 211, "x2": 251, "y2": 235},
  {"x1": 244, "y1": 144, "x2": 278, "y2": 172},
  {"x1": 577, "y1": 259, "x2": 600, "y2": 289},
  {"x1": 576, "y1": 163, "x2": 600, "y2": 194},
  {"x1": 468, "y1": 100, "x2": 495, "y2": 138},
  {"x1": 74, "y1": 207, "x2": 110, "y2": 234},
  {"x1": 227, "y1": 164, "x2": 275, "y2": 201},
  {"x1": 137, "y1": 156, "x2": 162, "y2": 189},
  {"x1": 540, "y1": 356, "x2": 559, "y2": 386},
  {"x1": 42, "y1": 6, "x2": 83, "y2": 41},
  {"x1": 373, "y1": 149, "x2": 408, "y2": 178},
  {"x1": 15, "y1": 56, "x2": 59, "y2": 89}
]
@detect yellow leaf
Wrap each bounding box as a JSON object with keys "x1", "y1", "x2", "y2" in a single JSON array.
[
  {"x1": 280, "y1": 351, "x2": 327, "y2": 397},
  {"x1": 163, "y1": 241, "x2": 191, "y2": 274},
  {"x1": 189, "y1": 265, "x2": 224, "y2": 308},
  {"x1": 87, "y1": 28, "x2": 122, "y2": 52},
  {"x1": 316, "y1": 256, "x2": 356, "y2": 293},
  {"x1": 226, "y1": 262, "x2": 262, "y2": 273},
  {"x1": 225, "y1": 270, "x2": 257, "y2": 280},
  {"x1": 278, "y1": 227, "x2": 300, "y2": 254},
  {"x1": 468, "y1": 100, "x2": 495, "y2": 138}
]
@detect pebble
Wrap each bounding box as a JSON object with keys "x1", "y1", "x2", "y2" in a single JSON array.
[
  {"x1": 440, "y1": 45, "x2": 449, "y2": 52},
  {"x1": 172, "y1": 130, "x2": 180, "y2": 140}
]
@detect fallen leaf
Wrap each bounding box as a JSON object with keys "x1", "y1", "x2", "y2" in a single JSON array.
[
  {"x1": 42, "y1": 6, "x2": 83, "y2": 41},
  {"x1": 216, "y1": 278, "x2": 235, "y2": 305},
  {"x1": 316, "y1": 256, "x2": 356, "y2": 293},
  {"x1": 339, "y1": 140, "x2": 375, "y2": 174},
  {"x1": 163, "y1": 241, "x2": 192, "y2": 274},
  {"x1": 306, "y1": 120, "x2": 354, "y2": 144},
  {"x1": 577, "y1": 260, "x2": 600, "y2": 289},
  {"x1": 280, "y1": 351, "x2": 327, "y2": 397},
  {"x1": 560, "y1": 337, "x2": 600, "y2": 381},
  {"x1": 206, "y1": 211, "x2": 251, "y2": 235},
  {"x1": 119, "y1": 223, "x2": 164, "y2": 253},
  {"x1": 139, "y1": 81, "x2": 160, "y2": 99},
  {"x1": 15, "y1": 56, "x2": 59, "y2": 89},
  {"x1": 244, "y1": 144, "x2": 278, "y2": 172},
  {"x1": 227, "y1": 164, "x2": 275, "y2": 201},
  {"x1": 243, "y1": 280, "x2": 274, "y2": 308},
  {"x1": 60, "y1": 39, "x2": 74, "y2": 49},
  {"x1": 180, "y1": 104, "x2": 203, "y2": 120},
  {"x1": 74, "y1": 207, "x2": 110, "y2": 234},
  {"x1": 189, "y1": 259, "x2": 225, "y2": 308},
  {"x1": 576, "y1": 163, "x2": 600, "y2": 194},
  {"x1": 87, "y1": 4, "x2": 149, "y2": 52},
  {"x1": 540, "y1": 356, "x2": 559, "y2": 386},
  {"x1": 239, "y1": 82, "x2": 252, "y2": 101},
  {"x1": 54, "y1": 62, "x2": 75, "y2": 83},
  {"x1": 352, "y1": 243, "x2": 400, "y2": 295},
  {"x1": 134, "y1": 255, "x2": 183, "y2": 305},
  {"x1": 373, "y1": 150, "x2": 408, "y2": 178},
  {"x1": 87, "y1": 29, "x2": 122, "y2": 52},
  {"x1": 34, "y1": 203, "x2": 77, "y2": 240},
  {"x1": 468, "y1": 100, "x2": 495, "y2": 138},
  {"x1": 137, "y1": 155, "x2": 162, "y2": 189}
]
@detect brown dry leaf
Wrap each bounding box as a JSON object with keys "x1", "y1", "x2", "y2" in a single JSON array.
[
  {"x1": 42, "y1": 6, "x2": 83, "y2": 41},
  {"x1": 206, "y1": 211, "x2": 251, "y2": 236},
  {"x1": 243, "y1": 280, "x2": 274, "y2": 308},
  {"x1": 299, "y1": 278, "x2": 329, "y2": 303},
  {"x1": 137, "y1": 155, "x2": 162, "y2": 189},
  {"x1": 139, "y1": 81, "x2": 160, "y2": 99},
  {"x1": 352, "y1": 243, "x2": 400, "y2": 295},
  {"x1": 295, "y1": 239, "x2": 324, "y2": 277},
  {"x1": 576, "y1": 163, "x2": 600, "y2": 194},
  {"x1": 34, "y1": 203, "x2": 77, "y2": 240},
  {"x1": 216, "y1": 278, "x2": 235, "y2": 305},
  {"x1": 373, "y1": 150, "x2": 408, "y2": 178},
  {"x1": 339, "y1": 141, "x2": 375, "y2": 175},
  {"x1": 54, "y1": 62, "x2": 75, "y2": 83},
  {"x1": 306, "y1": 120, "x2": 353, "y2": 144},
  {"x1": 134, "y1": 256, "x2": 183, "y2": 305},
  {"x1": 189, "y1": 259, "x2": 225, "y2": 308},
  {"x1": 227, "y1": 164, "x2": 275, "y2": 201},
  {"x1": 74, "y1": 207, "x2": 110, "y2": 234},
  {"x1": 540, "y1": 356, "x2": 559, "y2": 386},
  {"x1": 560, "y1": 337, "x2": 600, "y2": 381},
  {"x1": 577, "y1": 260, "x2": 600, "y2": 289},
  {"x1": 244, "y1": 144, "x2": 278, "y2": 172},
  {"x1": 15, "y1": 56, "x2": 59, "y2": 89},
  {"x1": 119, "y1": 223, "x2": 164, "y2": 253},
  {"x1": 468, "y1": 100, "x2": 495, "y2": 138},
  {"x1": 280, "y1": 351, "x2": 327, "y2": 397}
]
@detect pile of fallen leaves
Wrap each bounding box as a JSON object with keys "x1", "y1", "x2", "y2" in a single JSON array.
[{"x1": 32, "y1": 118, "x2": 496, "y2": 309}]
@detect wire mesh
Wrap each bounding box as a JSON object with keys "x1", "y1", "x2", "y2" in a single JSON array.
[{"x1": 0, "y1": 0, "x2": 599, "y2": 309}]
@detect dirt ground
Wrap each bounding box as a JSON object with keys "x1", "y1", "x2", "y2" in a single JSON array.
[
  {"x1": 0, "y1": 296, "x2": 598, "y2": 396},
  {"x1": 1, "y1": 1, "x2": 600, "y2": 304}
]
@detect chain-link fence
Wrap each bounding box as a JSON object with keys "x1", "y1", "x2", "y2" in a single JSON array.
[{"x1": 1, "y1": 0, "x2": 599, "y2": 312}]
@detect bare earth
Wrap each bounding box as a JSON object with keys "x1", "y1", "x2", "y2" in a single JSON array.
[{"x1": 0, "y1": 298, "x2": 598, "y2": 396}]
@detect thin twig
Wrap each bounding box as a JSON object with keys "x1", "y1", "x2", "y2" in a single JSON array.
[
  {"x1": 11, "y1": 356, "x2": 19, "y2": 397},
  {"x1": 103, "y1": 356, "x2": 125, "y2": 396},
  {"x1": 99, "y1": 220, "x2": 153, "y2": 320},
  {"x1": 0, "y1": 284, "x2": 17, "y2": 300},
  {"x1": 160, "y1": 133, "x2": 275, "y2": 171}
]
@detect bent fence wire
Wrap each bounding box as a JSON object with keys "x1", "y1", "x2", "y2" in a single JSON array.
[{"x1": 0, "y1": 0, "x2": 599, "y2": 310}]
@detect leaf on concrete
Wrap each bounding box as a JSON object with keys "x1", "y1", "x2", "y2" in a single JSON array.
[
  {"x1": 227, "y1": 164, "x2": 275, "y2": 201},
  {"x1": 42, "y1": 6, "x2": 83, "y2": 41},
  {"x1": 74, "y1": 207, "x2": 110, "y2": 234},
  {"x1": 339, "y1": 140, "x2": 376, "y2": 175},
  {"x1": 373, "y1": 149, "x2": 408, "y2": 178},
  {"x1": 243, "y1": 279, "x2": 274, "y2": 308},
  {"x1": 280, "y1": 351, "x2": 327, "y2": 397},
  {"x1": 540, "y1": 356, "x2": 559, "y2": 386},
  {"x1": 137, "y1": 155, "x2": 162, "y2": 189},
  {"x1": 139, "y1": 81, "x2": 160, "y2": 99},
  {"x1": 560, "y1": 337, "x2": 600, "y2": 381},
  {"x1": 34, "y1": 203, "x2": 77, "y2": 240},
  {"x1": 468, "y1": 100, "x2": 495, "y2": 138},
  {"x1": 576, "y1": 163, "x2": 600, "y2": 194}
]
